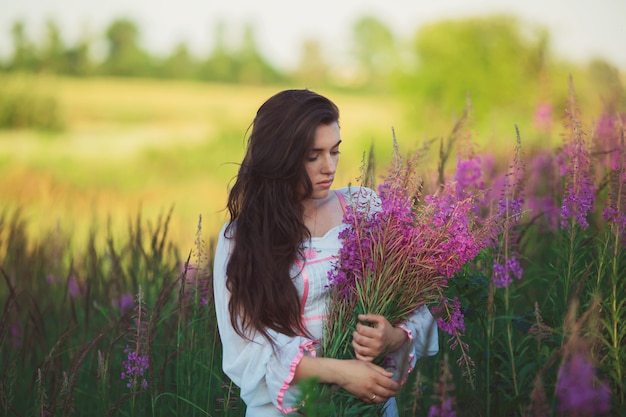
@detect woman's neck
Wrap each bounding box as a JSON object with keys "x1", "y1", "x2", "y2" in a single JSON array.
[{"x1": 302, "y1": 191, "x2": 344, "y2": 238}]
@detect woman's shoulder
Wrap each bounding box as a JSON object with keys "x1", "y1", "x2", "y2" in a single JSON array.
[
  {"x1": 335, "y1": 185, "x2": 381, "y2": 212},
  {"x1": 216, "y1": 221, "x2": 236, "y2": 244},
  {"x1": 335, "y1": 185, "x2": 378, "y2": 200}
]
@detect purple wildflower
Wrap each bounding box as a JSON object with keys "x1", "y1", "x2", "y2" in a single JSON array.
[
  {"x1": 122, "y1": 286, "x2": 150, "y2": 391},
  {"x1": 112, "y1": 293, "x2": 134, "y2": 316},
  {"x1": 9, "y1": 322, "x2": 21, "y2": 348},
  {"x1": 559, "y1": 139, "x2": 595, "y2": 229},
  {"x1": 602, "y1": 132, "x2": 626, "y2": 240},
  {"x1": 559, "y1": 85, "x2": 596, "y2": 230},
  {"x1": 325, "y1": 150, "x2": 486, "y2": 389},
  {"x1": 67, "y1": 276, "x2": 86, "y2": 299},
  {"x1": 454, "y1": 155, "x2": 485, "y2": 200},
  {"x1": 492, "y1": 257, "x2": 523, "y2": 289},
  {"x1": 423, "y1": 191, "x2": 483, "y2": 278},
  {"x1": 432, "y1": 298, "x2": 465, "y2": 335},
  {"x1": 525, "y1": 150, "x2": 561, "y2": 231},
  {"x1": 180, "y1": 262, "x2": 211, "y2": 308},
  {"x1": 497, "y1": 196, "x2": 524, "y2": 223},
  {"x1": 121, "y1": 345, "x2": 149, "y2": 390},
  {"x1": 46, "y1": 274, "x2": 60, "y2": 284},
  {"x1": 594, "y1": 110, "x2": 625, "y2": 171},
  {"x1": 495, "y1": 128, "x2": 525, "y2": 224},
  {"x1": 428, "y1": 399, "x2": 457, "y2": 417},
  {"x1": 533, "y1": 102, "x2": 553, "y2": 133},
  {"x1": 555, "y1": 352, "x2": 611, "y2": 415}
]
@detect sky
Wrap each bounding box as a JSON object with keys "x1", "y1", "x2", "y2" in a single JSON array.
[{"x1": 1, "y1": 0, "x2": 625, "y2": 70}]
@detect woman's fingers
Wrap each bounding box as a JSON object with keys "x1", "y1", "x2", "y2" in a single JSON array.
[
  {"x1": 338, "y1": 360, "x2": 399, "y2": 402},
  {"x1": 352, "y1": 335, "x2": 379, "y2": 361},
  {"x1": 353, "y1": 314, "x2": 396, "y2": 359}
]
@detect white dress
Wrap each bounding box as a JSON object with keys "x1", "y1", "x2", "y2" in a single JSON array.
[{"x1": 213, "y1": 186, "x2": 439, "y2": 416}]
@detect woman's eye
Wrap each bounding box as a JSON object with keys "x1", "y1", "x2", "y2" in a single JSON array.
[
  {"x1": 332, "y1": 150, "x2": 341, "y2": 156},
  {"x1": 307, "y1": 155, "x2": 318, "y2": 162}
]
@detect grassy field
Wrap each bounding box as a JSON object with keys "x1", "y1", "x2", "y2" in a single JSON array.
[
  {"x1": 1, "y1": 74, "x2": 624, "y2": 417},
  {"x1": 0, "y1": 76, "x2": 412, "y2": 251}
]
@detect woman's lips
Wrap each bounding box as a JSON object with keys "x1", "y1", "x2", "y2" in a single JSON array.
[{"x1": 317, "y1": 179, "x2": 333, "y2": 188}]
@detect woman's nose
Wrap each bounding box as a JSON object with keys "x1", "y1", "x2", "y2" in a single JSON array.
[{"x1": 322, "y1": 154, "x2": 336, "y2": 173}]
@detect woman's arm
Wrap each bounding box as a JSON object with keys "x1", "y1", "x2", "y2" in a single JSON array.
[{"x1": 293, "y1": 356, "x2": 400, "y2": 403}]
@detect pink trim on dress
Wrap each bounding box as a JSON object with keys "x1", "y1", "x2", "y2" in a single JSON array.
[
  {"x1": 296, "y1": 259, "x2": 309, "y2": 322},
  {"x1": 305, "y1": 255, "x2": 336, "y2": 265},
  {"x1": 276, "y1": 339, "x2": 318, "y2": 413},
  {"x1": 396, "y1": 324, "x2": 416, "y2": 384},
  {"x1": 335, "y1": 190, "x2": 348, "y2": 213},
  {"x1": 303, "y1": 314, "x2": 328, "y2": 322},
  {"x1": 398, "y1": 324, "x2": 414, "y2": 343}
]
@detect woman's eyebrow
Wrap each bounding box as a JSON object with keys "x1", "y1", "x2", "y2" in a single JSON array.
[{"x1": 310, "y1": 140, "x2": 342, "y2": 152}]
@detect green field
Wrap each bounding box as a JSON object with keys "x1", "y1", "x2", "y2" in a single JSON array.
[
  {"x1": 1, "y1": 74, "x2": 624, "y2": 417},
  {"x1": 0, "y1": 77, "x2": 414, "y2": 250}
]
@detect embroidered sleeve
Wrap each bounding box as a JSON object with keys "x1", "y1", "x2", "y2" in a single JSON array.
[{"x1": 386, "y1": 305, "x2": 439, "y2": 383}]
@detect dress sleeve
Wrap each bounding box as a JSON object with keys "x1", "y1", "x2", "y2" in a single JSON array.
[
  {"x1": 386, "y1": 305, "x2": 439, "y2": 383},
  {"x1": 213, "y1": 223, "x2": 315, "y2": 413}
]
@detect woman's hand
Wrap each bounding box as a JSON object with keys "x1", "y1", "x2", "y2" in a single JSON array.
[
  {"x1": 294, "y1": 356, "x2": 400, "y2": 404},
  {"x1": 352, "y1": 314, "x2": 409, "y2": 362},
  {"x1": 335, "y1": 360, "x2": 400, "y2": 403}
]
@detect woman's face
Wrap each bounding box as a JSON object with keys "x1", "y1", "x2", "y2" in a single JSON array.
[{"x1": 304, "y1": 122, "x2": 341, "y2": 200}]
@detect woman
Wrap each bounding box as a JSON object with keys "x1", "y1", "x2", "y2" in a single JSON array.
[{"x1": 213, "y1": 89, "x2": 438, "y2": 416}]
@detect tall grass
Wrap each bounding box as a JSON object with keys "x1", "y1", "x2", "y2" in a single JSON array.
[
  {"x1": 1, "y1": 77, "x2": 625, "y2": 416},
  {"x1": 0, "y1": 208, "x2": 242, "y2": 416}
]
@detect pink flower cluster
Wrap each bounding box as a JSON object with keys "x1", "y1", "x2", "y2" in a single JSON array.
[
  {"x1": 431, "y1": 297, "x2": 465, "y2": 335},
  {"x1": 326, "y1": 154, "x2": 488, "y2": 366},
  {"x1": 556, "y1": 352, "x2": 611, "y2": 415},
  {"x1": 492, "y1": 257, "x2": 523, "y2": 289},
  {"x1": 558, "y1": 109, "x2": 596, "y2": 230},
  {"x1": 121, "y1": 345, "x2": 149, "y2": 390}
]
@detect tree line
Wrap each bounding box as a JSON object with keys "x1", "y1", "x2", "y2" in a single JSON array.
[
  {"x1": 2, "y1": 14, "x2": 622, "y2": 126},
  {"x1": 2, "y1": 18, "x2": 295, "y2": 84}
]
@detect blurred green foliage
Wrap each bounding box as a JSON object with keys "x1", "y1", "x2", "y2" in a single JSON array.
[
  {"x1": 395, "y1": 16, "x2": 546, "y2": 124},
  {"x1": 0, "y1": 73, "x2": 64, "y2": 130}
]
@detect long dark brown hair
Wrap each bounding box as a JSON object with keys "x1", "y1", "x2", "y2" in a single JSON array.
[{"x1": 225, "y1": 89, "x2": 340, "y2": 342}]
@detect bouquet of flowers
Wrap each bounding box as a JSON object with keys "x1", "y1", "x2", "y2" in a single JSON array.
[{"x1": 318, "y1": 151, "x2": 488, "y2": 416}]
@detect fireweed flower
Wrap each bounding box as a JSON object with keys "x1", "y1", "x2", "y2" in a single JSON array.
[
  {"x1": 602, "y1": 133, "x2": 626, "y2": 240},
  {"x1": 324, "y1": 150, "x2": 487, "y2": 412},
  {"x1": 67, "y1": 276, "x2": 86, "y2": 299},
  {"x1": 489, "y1": 130, "x2": 525, "y2": 288},
  {"x1": 525, "y1": 150, "x2": 561, "y2": 231},
  {"x1": 533, "y1": 102, "x2": 553, "y2": 133},
  {"x1": 555, "y1": 352, "x2": 611, "y2": 415},
  {"x1": 559, "y1": 87, "x2": 596, "y2": 230},
  {"x1": 492, "y1": 257, "x2": 523, "y2": 289},
  {"x1": 454, "y1": 155, "x2": 485, "y2": 201},
  {"x1": 559, "y1": 137, "x2": 595, "y2": 229},
  {"x1": 121, "y1": 345, "x2": 149, "y2": 390},
  {"x1": 431, "y1": 297, "x2": 465, "y2": 335},
  {"x1": 9, "y1": 322, "x2": 21, "y2": 348},
  {"x1": 121, "y1": 286, "x2": 150, "y2": 391},
  {"x1": 594, "y1": 110, "x2": 625, "y2": 171},
  {"x1": 112, "y1": 293, "x2": 134, "y2": 315},
  {"x1": 428, "y1": 399, "x2": 456, "y2": 417},
  {"x1": 180, "y1": 262, "x2": 211, "y2": 308}
]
